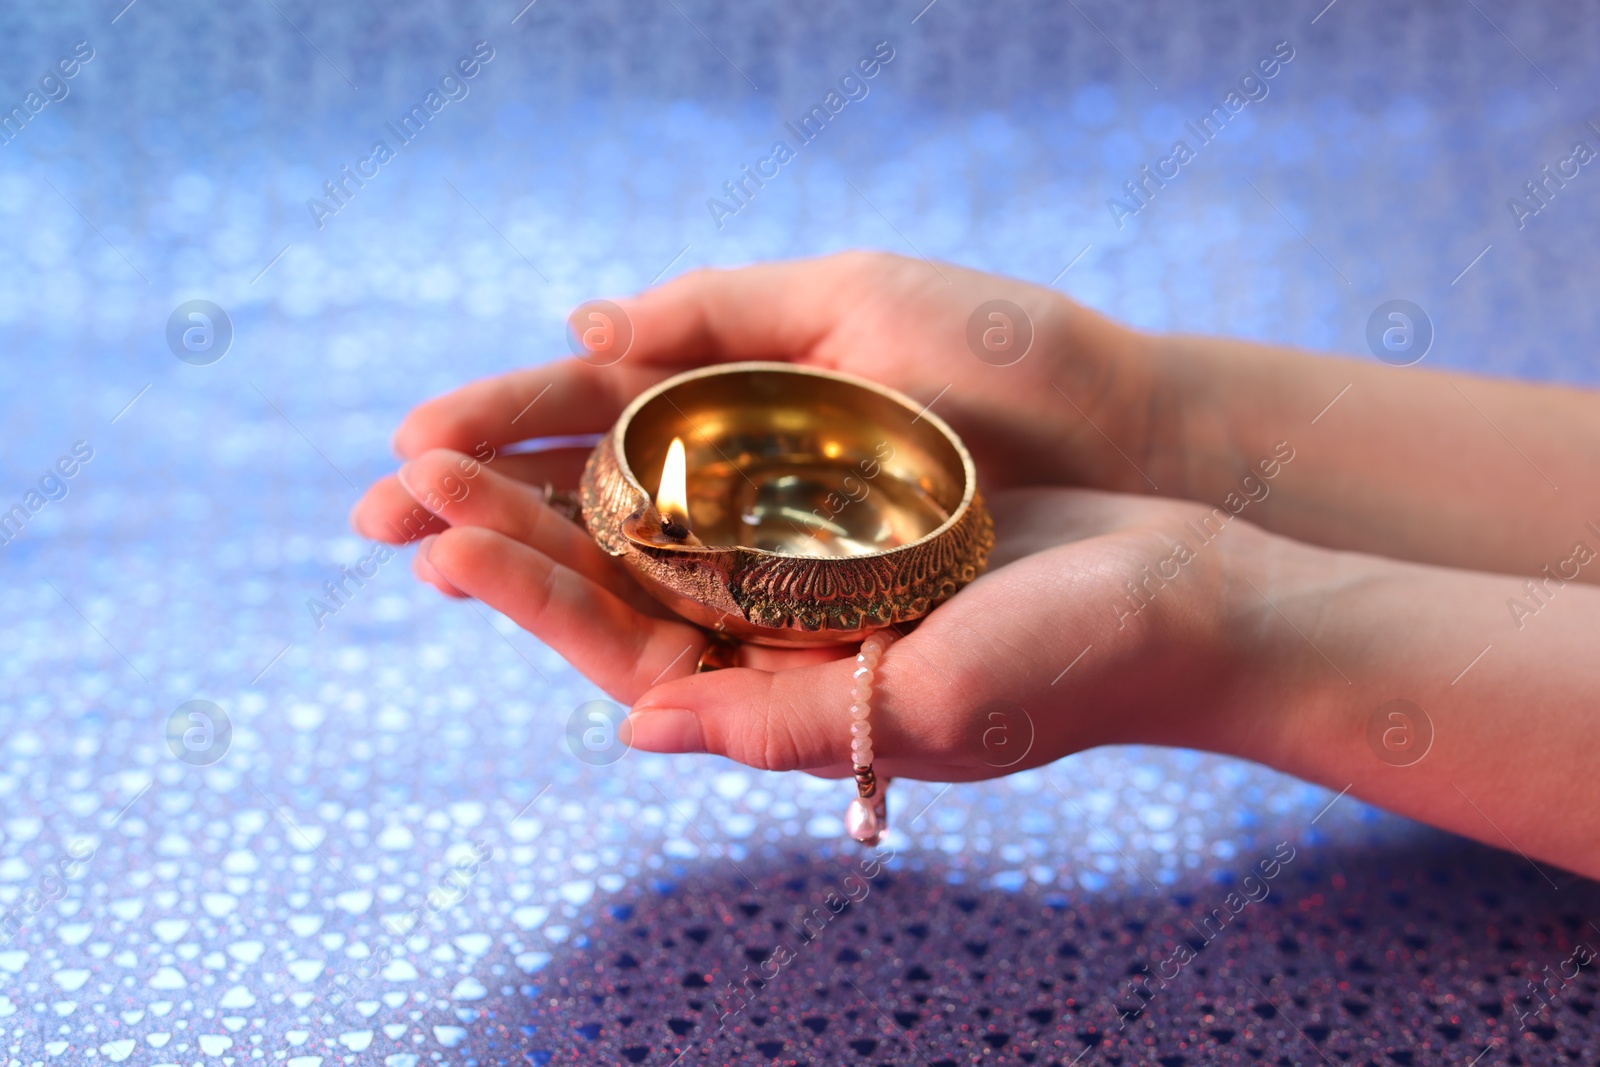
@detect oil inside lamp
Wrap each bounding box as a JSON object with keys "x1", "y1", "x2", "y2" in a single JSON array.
[{"x1": 652, "y1": 434, "x2": 952, "y2": 557}]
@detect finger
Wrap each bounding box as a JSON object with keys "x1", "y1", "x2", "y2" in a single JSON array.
[
  {"x1": 350, "y1": 475, "x2": 449, "y2": 544},
  {"x1": 628, "y1": 643, "x2": 933, "y2": 773},
  {"x1": 398, "y1": 448, "x2": 660, "y2": 611},
  {"x1": 801, "y1": 764, "x2": 856, "y2": 781},
  {"x1": 392, "y1": 359, "x2": 661, "y2": 460},
  {"x1": 621, "y1": 258, "x2": 848, "y2": 366},
  {"x1": 350, "y1": 446, "x2": 591, "y2": 545},
  {"x1": 413, "y1": 533, "x2": 469, "y2": 598},
  {"x1": 426, "y1": 525, "x2": 709, "y2": 702}
]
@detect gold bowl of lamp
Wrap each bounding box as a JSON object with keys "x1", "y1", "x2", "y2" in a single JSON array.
[{"x1": 579, "y1": 362, "x2": 994, "y2": 648}]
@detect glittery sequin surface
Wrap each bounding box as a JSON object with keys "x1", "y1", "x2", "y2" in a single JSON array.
[{"x1": 2, "y1": 2, "x2": 1598, "y2": 1064}]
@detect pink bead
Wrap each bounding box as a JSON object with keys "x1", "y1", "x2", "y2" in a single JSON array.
[{"x1": 848, "y1": 633, "x2": 891, "y2": 769}]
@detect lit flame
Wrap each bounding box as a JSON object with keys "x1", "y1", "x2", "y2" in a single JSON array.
[{"x1": 656, "y1": 436, "x2": 691, "y2": 528}]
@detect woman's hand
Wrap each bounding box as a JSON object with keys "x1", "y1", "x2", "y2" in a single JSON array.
[
  {"x1": 351, "y1": 251, "x2": 1162, "y2": 597},
  {"x1": 622, "y1": 486, "x2": 1265, "y2": 781},
  {"x1": 359, "y1": 439, "x2": 1600, "y2": 880},
  {"x1": 351, "y1": 252, "x2": 1160, "y2": 551},
  {"x1": 358, "y1": 436, "x2": 1264, "y2": 782}
]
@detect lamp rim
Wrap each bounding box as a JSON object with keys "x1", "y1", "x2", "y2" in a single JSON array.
[{"x1": 606, "y1": 360, "x2": 980, "y2": 561}]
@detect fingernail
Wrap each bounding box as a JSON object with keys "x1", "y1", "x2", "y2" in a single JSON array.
[
  {"x1": 416, "y1": 533, "x2": 438, "y2": 565},
  {"x1": 395, "y1": 461, "x2": 417, "y2": 498},
  {"x1": 623, "y1": 709, "x2": 705, "y2": 754}
]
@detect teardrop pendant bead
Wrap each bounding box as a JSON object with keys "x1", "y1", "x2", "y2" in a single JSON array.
[{"x1": 845, "y1": 796, "x2": 883, "y2": 844}]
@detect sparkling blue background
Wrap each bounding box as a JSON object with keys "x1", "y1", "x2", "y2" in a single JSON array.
[{"x1": 2, "y1": 1, "x2": 1598, "y2": 1064}]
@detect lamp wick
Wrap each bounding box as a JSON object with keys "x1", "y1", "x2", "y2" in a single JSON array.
[{"x1": 661, "y1": 515, "x2": 691, "y2": 541}]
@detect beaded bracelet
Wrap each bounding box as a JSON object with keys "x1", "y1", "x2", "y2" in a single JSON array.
[{"x1": 845, "y1": 630, "x2": 894, "y2": 845}]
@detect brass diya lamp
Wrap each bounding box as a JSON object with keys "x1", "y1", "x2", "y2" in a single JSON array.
[{"x1": 579, "y1": 362, "x2": 994, "y2": 842}]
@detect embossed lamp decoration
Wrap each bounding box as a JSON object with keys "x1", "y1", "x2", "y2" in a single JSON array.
[{"x1": 580, "y1": 362, "x2": 994, "y2": 844}]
